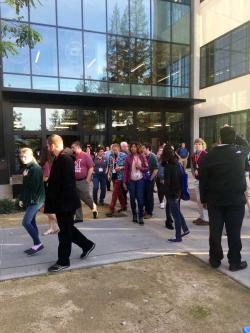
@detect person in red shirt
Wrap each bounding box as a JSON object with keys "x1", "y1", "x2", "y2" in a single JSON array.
[
  {"x1": 71, "y1": 141, "x2": 98, "y2": 222},
  {"x1": 191, "y1": 138, "x2": 209, "y2": 225}
]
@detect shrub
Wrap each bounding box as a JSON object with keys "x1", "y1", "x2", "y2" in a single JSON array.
[{"x1": 0, "y1": 198, "x2": 17, "y2": 214}]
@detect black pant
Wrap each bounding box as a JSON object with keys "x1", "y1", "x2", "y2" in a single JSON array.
[
  {"x1": 56, "y1": 211, "x2": 93, "y2": 266},
  {"x1": 156, "y1": 178, "x2": 164, "y2": 203},
  {"x1": 208, "y1": 204, "x2": 245, "y2": 266},
  {"x1": 144, "y1": 180, "x2": 154, "y2": 215}
]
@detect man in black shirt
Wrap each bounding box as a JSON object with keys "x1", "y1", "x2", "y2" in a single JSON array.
[{"x1": 199, "y1": 126, "x2": 249, "y2": 271}]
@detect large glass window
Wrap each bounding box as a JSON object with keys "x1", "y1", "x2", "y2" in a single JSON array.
[
  {"x1": 30, "y1": 0, "x2": 56, "y2": 25},
  {"x1": 46, "y1": 108, "x2": 78, "y2": 131},
  {"x1": 4, "y1": 74, "x2": 31, "y2": 89},
  {"x1": 3, "y1": 39, "x2": 30, "y2": 74},
  {"x1": 58, "y1": 29, "x2": 83, "y2": 78},
  {"x1": 151, "y1": 0, "x2": 171, "y2": 42},
  {"x1": 108, "y1": 36, "x2": 130, "y2": 82},
  {"x1": 13, "y1": 107, "x2": 41, "y2": 131},
  {"x1": 57, "y1": 0, "x2": 82, "y2": 29},
  {"x1": 130, "y1": 0, "x2": 150, "y2": 39},
  {"x1": 31, "y1": 25, "x2": 58, "y2": 76},
  {"x1": 32, "y1": 76, "x2": 58, "y2": 91},
  {"x1": 171, "y1": 44, "x2": 190, "y2": 87},
  {"x1": 108, "y1": 0, "x2": 129, "y2": 36},
  {"x1": 112, "y1": 110, "x2": 133, "y2": 129},
  {"x1": 84, "y1": 32, "x2": 107, "y2": 81},
  {"x1": 130, "y1": 38, "x2": 151, "y2": 84},
  {"x1": 82, "y1": 110, "x2": 105, "y2": 130},
  {"x1": 200, "y1": 23, "x2": 250, "y2": 89},
  {"x1": 172, "y1": 3, "x2": 190, "y2": 44},
  {"x1": 152, "y1": 42, "x2": 171, "y2": 85},
  {"x1": 0, "y1": 3, "x2": 28, "y2": 20},
  {"x1": 137, "y1": 111, "x2": 162, "y2": 131},
  {"x1": 83, "y1": 0, "x2": 106, "y2": 32}
]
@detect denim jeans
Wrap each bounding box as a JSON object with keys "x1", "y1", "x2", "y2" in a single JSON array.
[
  {"x1": 128, "y1": 179, "x2": 144, "y2": 217},
  {"x1": 144, "y1": 179, "x2": 154, "y2": 215},
  {"x1": 168, "y1": 197, "x2": 189, "y2": 240},
  {"x1": 22, "y1": 203, "x2": 43, "y2": 245},
  {"x1": 93, "y1": 174, "x2": 107, "y2": 204}
]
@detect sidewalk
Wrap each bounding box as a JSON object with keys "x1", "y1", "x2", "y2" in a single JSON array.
[{"x1": 1, "y1": 191, "x2": 250, "y2": 289}]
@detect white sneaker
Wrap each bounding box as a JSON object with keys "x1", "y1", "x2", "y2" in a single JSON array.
[{"x1": 160, "y1": 202, "x2": 165, "y2": 209}]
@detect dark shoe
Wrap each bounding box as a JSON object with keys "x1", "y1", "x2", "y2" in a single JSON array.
[
  {"x1": 93, "y1": 211, "x2": 98, "y2": 219},
  {"x1": 24, "y1": 248, "x2": 32, "y2": 254},
  {"x1": 74, "y1": 219, "x2": 83, "y2": 223},
  {"x1": 144, "y1": 214, "x2": 152, "y2": 219},
  {"x1": 132, "y1": 214, "x2": 138, "y2": 223},
  {"x1": 168, "y1": 237, "x2": 182, "y2": 242},
  {"x1": 196, "y1": 219, "x2": 209, "y2": 226},
  {"x1": 229, "y1": 261, "x2": 247, "y2": 272},
  {"x1": 99, "y1": 201, "x2": 104, "y2": 206},
  {"x1": 165, "y1": 221, "x2": 174, "y2": 230},
  {"x1": 209, "y1": 259, "x2": 221, "y2": 268},
  {"x1": 26, "y1": 244, "x2": 44, "y2": 256},
  {"x1": 118, "y1": 207, "x2": 127, "y2": 213},
  {"x1": 48, "y1": 263, "x2": 70, "y2": 273},
  {"x1": 181, "y1": 230, "x2": 190, "y2": 237},
  {"x1": 139, "y1": 217, "x2": 144, "y2": 225},
  {"x1": 106, "y1": 211, "x2": 114, "y2": 217},
  {"x1": 80, "y1": 243, "x2": 96, "y2": 259},
  {"x1": 192, "y1": 218, "x2": 201, "y2": 224}
]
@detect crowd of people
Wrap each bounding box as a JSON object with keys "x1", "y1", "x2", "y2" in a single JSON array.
[{"x1": 18, "y1": 126, "x2": 250, "y2": 273}]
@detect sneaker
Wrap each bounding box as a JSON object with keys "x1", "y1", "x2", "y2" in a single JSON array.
[
  {"x1": 26, "y1": 244, "x2": 44, "y2": 256},
  {"x1": 168, "y1": 237, "x2": 182, "y2": 242},
  {"x1": 48, "y1": 263, "x2": 70, "y2": 273},
  {"x1": 92, "y1": 203, "x2": 98, "y2": 219},
  {"x1": 138, "y1": 217, "x2": 144, "y2": 225},
  {"x1": 229, "y1": 261, "x2": 247, "y2": 272},
  {"x1": 24, "y1": 248, "x2": 32, "y2": 254},
  {"x1": 160, "y1": 202, "x2": 165, "y2": 209},
  {"x1": 165, "y1": 221, "x2": 174, "y2": 230},
  {"x1": 181, "y1": 230, "x2": 190, "y2": 237},
  {"x1": 80, "y1": 243, "x2": 96, "y2": 259}
]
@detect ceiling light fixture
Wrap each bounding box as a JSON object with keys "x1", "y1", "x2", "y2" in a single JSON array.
[
  {"x1": 157, "y1": 75, "x2": 170, "y2": 83},
  {"x1": 87, "y1": 58, "x2": 96, "y2": 69},
  {"x1": 35, "y1": 50, "x2": 40, "y2": 64},
  {"x1": 131, "y1": 62, "x2": 145, "y2": 73}
]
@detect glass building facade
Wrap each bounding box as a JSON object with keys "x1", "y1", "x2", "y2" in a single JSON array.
[{"x1": 0, "y1": 0, "x2": 200, "y2": 184}]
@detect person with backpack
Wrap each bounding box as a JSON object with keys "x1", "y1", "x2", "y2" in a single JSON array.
[{"x1": 161, "y1": 144, "x2": 190, "y2": 242}]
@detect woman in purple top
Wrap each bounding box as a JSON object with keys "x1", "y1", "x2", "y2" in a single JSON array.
[
  {"x1": 40, "y1": 147, "x2": 59, "y2": 235},
  {"x1": 123, "y1": 143, "x2": 148, "y2": 225}
]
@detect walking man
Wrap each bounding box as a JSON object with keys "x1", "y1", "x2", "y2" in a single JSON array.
[
  {"x1": 45, "y1": 135, "x2": 95, "y2": 272},
  {"x1": 199, "y1": 126, "x2": 249, "y2": 271},
  {"x1": 71, "y1": 141, "x2": 98, "y2": 222}
]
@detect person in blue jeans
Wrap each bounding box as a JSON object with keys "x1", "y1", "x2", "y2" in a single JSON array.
[
  {"x1": 123, "y1": 143, "x2": 148, "y2": 225},
  {"x1": 161, "y1": 144, "x2": 190, "y2": 242},
  {"x1": 93, "y1": 147, "x2": 108, "y2": 205},
  {"x1": 19, "y1": 147, "x2": 45, "y2": 255}
]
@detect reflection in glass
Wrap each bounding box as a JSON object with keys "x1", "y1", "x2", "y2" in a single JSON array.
[
  {"x1": 172, "y1": 3, "x2": 190, "y2": 44},
  {"x1": 0, "y1": 3, "x2": 28, "y2": 20},
  {"x1": 231, "y1": 25, "x2": 248, "y2": 78},
  {"x1": 112, "y1": 110, "x2": 133, "y2": 129},
  {"x1": 46, "y1": 109, "x2": 78, "y2": 131},
  {"x1": 152, "y1": 42, "x2": 171, "y2": 85},
  {"x1": 108, "y1": 36, "x2": 130, "y2": 82},
  {"x1": 171, "y1": 44, "x2": 190, "y2": 87},
  {"x1": 130, "y1": 0, "x2": 150, "y2": 38},
  {"x1": 60, "y1": 79, "x2": 84, "y2": 92},
  {"x1": 130, "y1": 38, "x2": 151, "y2": 84},
  {"x1": 82, "y1": 110, "x2": 105, "y2": 130},
  {"x1": 57, "y1": 0, "x2": 82, "y2": 28},
  {"x1": 171, "y1": 87, "x2": 189, "y2": 98},
  {"x1": 83, "y1": 135, "x2": 105, "y2": 147},
  {"x1": 131, "y1": 84, "x2": 151, "y2": 96},
  {"x1": 14, "y1": 135, "x2": 42, "y2": 173},
  {"x1": 31, "y1": 25, "x2": 58, "y2": 76},
  {"x1": 83, "y1": 0, "x2": 106, "y2": 32},
  {"x1": 58, "y1": 29, "x2": 83, "y2": 78},
  {"x1": 109, "y1": 82, "x2": 130, "y2": 95},
  {"x1": 13, "y1": 107, "x2": 41, "y2": 131},
  {"x1": 32, "y1": 76, "x2": 58, "y2": 91},
  {"x1": 3, "y1": 39, "x2": 30, "y2": 74},
  {"x1": 84, "y1": 32, "x2": 107, "y2": 80},
  {"x1": 152, "y1": 85, "x2": 170, "y2": 97},
  {"x1": 108, "y1": 0, "x2": 129, "y2": 36},
  {"x1": 30, "y1": 0, "x2": 56, "y2": 25},
  {"x1": 152, "y1": 0, "x2": 171, "y2": 41},
  {"x1": 165, "y1": 112, "x2": 184, "y2": 143},
  {"x1": 137, "y1": 111, "x2": 162, "y2": 131},
  {"x1": 4, "y1": 74, "x2": 31, "y2": 89},
  {"x1": 85, "y1": 80, "x2": 108, "y2": 94}
]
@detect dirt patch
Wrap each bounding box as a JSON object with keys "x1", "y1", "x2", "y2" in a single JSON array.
[{"x1": 0, "y1": 255, "x2": 250, "y2": 333}]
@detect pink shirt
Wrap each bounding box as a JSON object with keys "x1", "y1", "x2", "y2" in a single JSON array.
[
  {"x1": 74, "y1": 151, "x2": 94, "y2": 180},
  {"x1": 42, "y1": 161, "x2": 50, "y2": 178},
  {"x1": 131, "y1": 155, "x2": 143, "y2": 181}
]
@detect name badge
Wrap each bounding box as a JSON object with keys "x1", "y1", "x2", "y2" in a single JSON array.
[
  {"x1": 112, "y1": 170, "x2": 116, "y2": 174},
  {"x1": 99, "y1": 168, "x2": 103, "y2": 172},
  {"x1": 133, "y1": 172, "x2": 141, "y2": 179}
]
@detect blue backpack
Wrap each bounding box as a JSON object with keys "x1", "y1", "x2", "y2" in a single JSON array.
[{"x1": 178, "y1": 163, "x2": 190, "y2": 201}]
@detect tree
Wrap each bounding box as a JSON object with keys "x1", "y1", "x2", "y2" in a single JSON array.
[{"x1": 0, "y1": 0, "x2": 42, "y2": 57}]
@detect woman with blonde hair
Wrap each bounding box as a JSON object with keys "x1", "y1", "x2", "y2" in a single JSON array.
[
  {"x1": 39, "y1": 146, "x2": 59, "y2": 235},
  {"x1": 19, "y1": 147, "x2": 45, "y2": 255}
]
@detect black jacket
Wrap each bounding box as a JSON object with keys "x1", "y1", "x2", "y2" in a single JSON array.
[
  {"x1": 44, "y1": 150, "x2": 81, "y2": 214},
  {"x1": 199, "y1": 139, "x2": 249, "y2": 206},
  {"x1": 163, "y1": 161, "x2": 181, "y2": 198}
]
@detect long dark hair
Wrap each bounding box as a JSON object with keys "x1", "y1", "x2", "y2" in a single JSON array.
[{"x1": 161, "y1": 143, "x2": 178, "y2": 164}]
